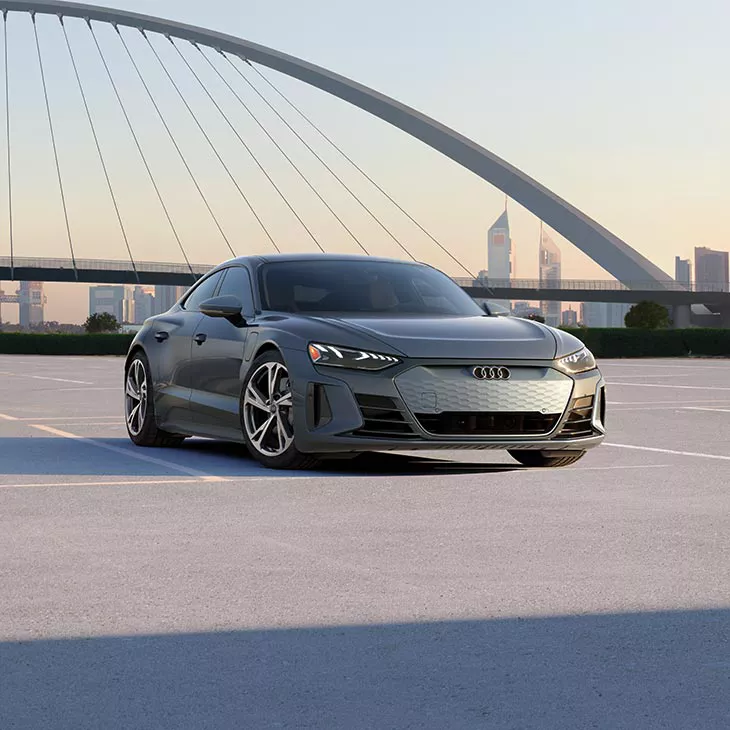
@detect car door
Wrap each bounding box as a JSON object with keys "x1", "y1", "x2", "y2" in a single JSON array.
[
  {"x1": 189, "y1": 266, "x2": 255, "y2": 440},
  {"x1": 152, "y1": 271, "x2": 225, "y2": 433}
]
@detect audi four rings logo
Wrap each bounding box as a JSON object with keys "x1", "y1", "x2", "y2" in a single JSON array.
[{"x1": 472, "y1": 366, "x2": 511, "y2": 380}]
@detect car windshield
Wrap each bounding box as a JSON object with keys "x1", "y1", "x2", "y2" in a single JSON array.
[{"x1": 259, "y1": 260, "x2": 484, "y2": 316}]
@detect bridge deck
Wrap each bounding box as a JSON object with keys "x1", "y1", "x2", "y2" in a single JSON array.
[{"x1": 2, "y1": 257, "x2": 729, "y2": 304}]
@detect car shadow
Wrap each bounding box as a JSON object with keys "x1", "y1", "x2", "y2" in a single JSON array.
[
  {"x1": 1, "y1": 609, "x2": 727, "y2": 729},
  {"x1": 0, "y1": 437, "x2": 522, "y2": 477}
]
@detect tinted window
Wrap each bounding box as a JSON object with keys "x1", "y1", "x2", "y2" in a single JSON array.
[
  {"x1": 182, "y1": 271, "x2": 224, "y2": 312},
  {"x1": 217, "y1": 266, "x2": 254, "y2": 312},
  {"x1": 259, "y1": 260, "x2": 483, "y2": 316}
]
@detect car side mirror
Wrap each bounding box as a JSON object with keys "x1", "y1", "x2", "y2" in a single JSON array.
[{"x1": 199, "y1": 295, "x2": 245, "y2": 324}]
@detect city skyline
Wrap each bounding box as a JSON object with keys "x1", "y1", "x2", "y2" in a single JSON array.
[
  {"x1": 0, "y1": 0, "x2": 728, "y2": 321},
  {"x1": 3, "y1": 236, "x2": 730, "y2": 324}
]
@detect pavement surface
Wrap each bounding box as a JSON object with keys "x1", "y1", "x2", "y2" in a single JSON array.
[{"x1": 0, "y1": 354, "x2": 728, "y2": 729}]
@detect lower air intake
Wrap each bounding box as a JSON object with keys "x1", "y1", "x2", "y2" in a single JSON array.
[
  {"x1": 415, "y1": 411, "x2": 560, "y2": 437},
  {"x1": 353, "y1": 394, "x2": 417, "y2": 438},
  {"x1": 556, "y1": 395, "x2": 596, "y2": 439}
]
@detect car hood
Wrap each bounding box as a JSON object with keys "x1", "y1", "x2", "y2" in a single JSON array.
[{"x1": 310, "y1": 315, "x2": 559, "y2": 360}]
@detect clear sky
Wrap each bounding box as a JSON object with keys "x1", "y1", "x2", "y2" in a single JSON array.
[{"x1": 1, "y1": 0, "x2": 728, "y2": 323}]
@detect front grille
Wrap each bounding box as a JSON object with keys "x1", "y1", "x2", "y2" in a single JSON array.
[
  {"x1": 556, "y1": 395, "x2": 595, "y2": 439},
  {"x1": 415, "y1": 411, "x2": 560, "y2": 437},
  {"x1": 353, "y1": 394, "x2": 418, "y2": 438}
]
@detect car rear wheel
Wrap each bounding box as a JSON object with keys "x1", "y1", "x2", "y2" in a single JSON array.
[
  {"x1": 508, "y1": 450, "x2": 586, "y2": 468},
  {"x1": 241, "y1": 351, "x2": 320, "y2": 470},
  {"x1": 125, "y1": 352, "x2": 186, "y2": 448}
]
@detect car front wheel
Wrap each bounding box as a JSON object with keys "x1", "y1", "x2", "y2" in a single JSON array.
[
  {"x1": 241, "y1": 350, "x2": 320, "y2": 470},
  {"x1": 508, "y1": 450, "x2": 586, "y2": 468}
]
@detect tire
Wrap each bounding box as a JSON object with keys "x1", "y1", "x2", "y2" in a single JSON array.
[
  {"x1": 125, "y1": 351, "x2": 186, "y2": 448},
  {"x1": 241, "y1": 350, "x2": 320, "y2": 470},
  {"x1": 508, "y1": 450, "x2": 586, "y2": 468}
]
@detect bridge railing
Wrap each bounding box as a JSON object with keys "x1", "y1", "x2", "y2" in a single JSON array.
[
  {"x1": 456, "y1": 278, "x2": 730, "y2": 293},
  {"x1": 0, "y1": 256, "x2": 212, "y2": 276}
]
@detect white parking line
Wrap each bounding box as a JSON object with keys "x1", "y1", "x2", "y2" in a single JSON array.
[
  {"x1": 610, "y1": 400, "x2": 730, "y2": 405},
  {"x1": 605, "y1": 443, "x2": 730, "y2": 462},
  {"x1": 608, "y1": 382, "x2": 730, "y2": 391},
  {"x1": 0, "y1": 477, "x2": 226, "y2": 490},
  {"x1": 30, "y1": 424, "x2": 227, "y2": 481},
  {"x1": 0, "y1": 371, "x2": 93, "y2": 385},
  {"x1": 602, "y1": 363, "x2": 730, "y2": 369},
  {"x1": 682, "y1": 407, "x2": 730, "y2": 414},
  {"x1": 11, "y1": 416, "x2": 119, "y2": 422},
  {"x1": 0, "y1": 462, "x2": 671, "y2": 491},
  {"x1": 0, "y1": 413, "x2": 19, "y2": 421},
  {"x1": 600, "y1": 374, "x2": 693, "y2": 379},
  {"x1": 609, "y1": 406, "x2": 690, "y2": 412}
]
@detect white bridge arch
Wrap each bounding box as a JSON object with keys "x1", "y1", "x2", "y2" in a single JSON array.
[{"x1": 2, "y1": 0, "x2": 672, "y2": 286}]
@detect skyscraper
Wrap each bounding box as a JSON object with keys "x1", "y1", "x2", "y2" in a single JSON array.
[
  {"x1": 580, "y1": 302, "x2": 630, "y2": 328},
  {"x1": 674, "y1": 256, "x2": 692, "y2": 288},
  {"x1": 694, "y1": 247, "x2": 729, "y2": 292},
  {"x1": 89, "y1": 285, "x2": 132, "y2": 322},
  {"x1": 132, "y1": 286, "x2": 155, "y2": 324},
  {"x1": 487, "y1": 209, "x2": 512, "y2": 283},
  {"x1": 539, "y1": 226, "x2": 562, "y2": 327},
  {"x1": 18, "y1": 282, "x2": 45, "y2": 328},
  {"x1": 154, "y1": 285, "x2": 188, "y2": 314}
]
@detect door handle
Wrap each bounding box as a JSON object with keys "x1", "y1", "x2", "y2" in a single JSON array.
[
  {"x1": 194, "y1": 333, "x2": 208, "y2": 345},
  {"x1": 154, "y1": 331, "x2": 169, "y2": 342}
]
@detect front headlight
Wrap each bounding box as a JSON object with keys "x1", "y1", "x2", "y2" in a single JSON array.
[
  {"x1": 555, "y1": 347, "x2": 596, "y2": 375},
  {"x1": 308, "y1": 343, "x2": 401, "y2": 371}
]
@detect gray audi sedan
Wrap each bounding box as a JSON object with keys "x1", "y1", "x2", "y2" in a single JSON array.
[{"x1": 124, "y1": 254, "x2": 606, "y2": 469}]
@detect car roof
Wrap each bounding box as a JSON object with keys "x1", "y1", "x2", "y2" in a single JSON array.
[{"x1": 219, "y1": 253, "x2": 428, "y2": 267}]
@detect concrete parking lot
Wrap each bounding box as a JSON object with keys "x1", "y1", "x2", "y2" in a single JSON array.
[{"x1": 0, "y1": 355, "x2": 728, "y2": 728}]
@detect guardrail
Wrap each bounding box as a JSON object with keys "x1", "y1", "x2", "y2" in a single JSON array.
[
  {"x1": 1, "y1": 256, "x2": 729, "y2": 297},
  {"x1": 0, "y1": 256, "x2": 212, "y2": 275},
  {"x1": 454, "y1": 277, "x2": 730, "y2": 293}
]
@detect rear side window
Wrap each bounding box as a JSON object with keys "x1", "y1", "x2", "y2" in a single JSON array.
[{"x1": 182, "y1": 271, "x2": 224, "y2": 312}]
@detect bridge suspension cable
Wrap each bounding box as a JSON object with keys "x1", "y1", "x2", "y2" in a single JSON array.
[
  {"x1": 196, "y1": 45, "x2": 372, "y2": 257},
  {"x1": 2, "y1": 12, "x2": 13, "y2": 279},
  {"x1": 115, "y1": 27, "x2": 236, "y2": 259},
  {"x1": 60, "y1": 17, "x2": 139, "y2": 283},
  {"x1": 32, "y1": 12, "x2": 77, "y2": 278},
  {"x1": 88, "y1": 20, "x2": 195, "y2": 279},
  {"x1": 223, "y1": 52, "x2": 418, "y2": 263},
  {"x1": 169, "y1": 38, "x2": 326, "y2": 254},
  {"x1": 244, "y1": 61, "x2": 475, "y2": 278},
  {"x1": 141, "y1": 30, "x2": 280, "y2": 254}
]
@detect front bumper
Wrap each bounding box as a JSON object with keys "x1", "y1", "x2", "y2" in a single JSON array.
[{"x1": 284, "y1": 348, "x2": 606, "y2": 454}]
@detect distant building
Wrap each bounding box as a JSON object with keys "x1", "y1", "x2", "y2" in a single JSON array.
[
  {"x1": 154, "y1": 285, "x2": 187, "y2": 314},
  {"x1": 694, "y1": 247, "x2": 729, "y2": 292},
  {"x1": 561, "y1": 309, "x2": 578, "y2": 327},
  {"x1": 674, "y1": 256, "x2": 692, "y2": 288},
  {"x1": 18, "y1": 282, "x2": 46, "y2": 328},
  {"x1": 89, "y1": 285, "x2": 131, "y2": 323},
  {"x1": 487, "y1": 209, "x2": 512, "y2": 308},
  {"x1": 539, "y1": 227, "x2": 562, "y2": 327},
  {"x1": 487, "y1": 209, "x2": 512, "y2": 283},
  {"x1": 132, "y1": 286, "x2": 155, "y2": 324},
  {"x1": 511, "y1": 302, "x2": 543, "y2": 320},
  {"x1": 580, "y1": 302, "x2": 630, "y2": 328}
]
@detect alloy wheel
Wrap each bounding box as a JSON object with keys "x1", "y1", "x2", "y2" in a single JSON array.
[
  {"x1": 125, "y1": 359, "x2": 148, "y2": 436},
  {"x1": 243, "y1": 362, "x2": 294, "y2": 456}
]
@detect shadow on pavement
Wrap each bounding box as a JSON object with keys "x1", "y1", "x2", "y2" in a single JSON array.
[
  {"x1": 1, "y1": 610, "x2": 727, "y2": 729},
  {"x1": 0, "y1": 437, "x2": 521, "y2": 477}
]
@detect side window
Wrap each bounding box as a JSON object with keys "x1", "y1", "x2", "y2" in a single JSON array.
[
  {"x1": 182, "y1": 271, "x2": 224, "y2": 312},
  {"x1": 217, "y1": 267, "x2": 254, "y2": 313}
]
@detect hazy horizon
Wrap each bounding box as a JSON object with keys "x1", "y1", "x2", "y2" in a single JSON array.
[{"x1": 1, "y1": 0, "x2": 728, "y2": 323}]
